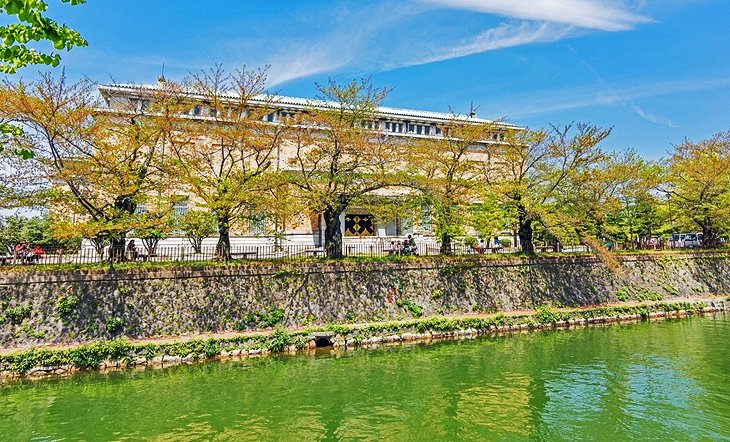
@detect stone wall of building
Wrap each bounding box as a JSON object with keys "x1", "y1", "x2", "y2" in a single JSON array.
[{"x1": 1, "y1": 253, "x2": 728, "y2": 349}]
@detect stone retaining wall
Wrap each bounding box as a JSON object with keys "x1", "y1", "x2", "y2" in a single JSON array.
[{"x1": 0, "y1": 253, "x2": 728, "y2": 349}]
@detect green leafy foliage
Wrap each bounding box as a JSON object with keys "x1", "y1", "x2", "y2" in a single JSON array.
[
  {"x1": 3, "y1": 304, "x2": 31, "y2": 325},
  {"x1": 616, "y1": 287, "x2": 629, "y2": 302},
  {"x1": 176, "y1": 210, "x2": 217, "y2": 253},
  {"x1": 0, "y1": 0, "x2": 86, "y2": 158},
  {"x1": 265, "y1": 328, "x2": 290, "y2": 353},
  {"x1": 0, "y1": 0, "x2": 87, "y2": 74},
  {"x1": 0, "y1": 301, "x2": 713, "y2": 375},
  {"x1": 55, "y1": 294, "x2": 79, "y2": 322},
  {"x1": 396, "y1": 299, "x2": 423, "y2": 318},
  {"x1": 105, "y1": 316, "x2": 124, "y2": 334},
  {"x1": 666, "y1": 130, "x2": 730, "y2": 247},
  {"x1": 0, "y1": 215, "x2": 80, "y2": 254},
  {"x1": 534, "y1": 305, "x2": 557, "y2": 324},
  {"x1": 236, "y1": 307, "x2": 285, "y2": 330}
]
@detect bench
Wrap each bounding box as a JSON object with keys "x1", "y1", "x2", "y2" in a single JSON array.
[
  {"x1": 0, "y1": 255, "x2": 14, "y2": 265},
  {"x1": 126, "y1": 251, "x2": 149, "y2": 261},
  {"x1": 230, "y1": 251, "x2": 259, "y2": 259},
  {"x1": 305, "y1": 249, "x2": 326, "y2": 257}
]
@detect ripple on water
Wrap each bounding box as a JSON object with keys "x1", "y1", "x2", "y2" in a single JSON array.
[{"x1": 1, "y1": 315, "x2": 729, "y2": 441}]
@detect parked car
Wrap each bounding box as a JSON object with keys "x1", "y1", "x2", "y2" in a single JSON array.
[{"x1": 670, "y1": 233, "x2": 703, "y2": 248}]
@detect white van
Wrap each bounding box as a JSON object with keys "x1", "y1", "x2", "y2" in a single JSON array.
[{"x1": 670, "y1": 233, "x2": 703, "y2": 248}]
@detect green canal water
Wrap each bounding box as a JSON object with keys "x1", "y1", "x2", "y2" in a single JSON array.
[{"x1": 2, "y1": 315, "x2": 729, "y2": 441}]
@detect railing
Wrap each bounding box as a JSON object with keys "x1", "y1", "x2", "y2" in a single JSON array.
[{"x1": 0, "y1": 242, "x2": 595, "y2": 266}]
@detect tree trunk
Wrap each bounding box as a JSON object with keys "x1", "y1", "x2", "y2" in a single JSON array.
[
  {"x1": 90, "y1": 235, "x2": 107, "y2": 257},
  {"x1": 517, "y1": 205, "x2": 534, "y2": 253},
  {"x1": 189, "y1": 236, "x2": 203, "y2": 254},
  {"x1": 109, "y1": 235, "x2": 126, "y2": 263},
  {"x1": 323, "y1": 207, "x2": 343, "y2": 259},
  {"x1": 142, "y1": 237, "x2": 160, "y2": 256},
  {"x1": 216, "y1": 214, "x2": 231, "y2": 260},
  {"x1": 438, "y1": 203, "x2": 454, "y2": 255},
  {"x1": 440, "y1": 231, "x2": 452, "y2": 255},
  {"x1": 108, "y1": 194, "x2": 137, "y2": 262},
  {"x1": 700, "y1": 221, "x2": 719, "y2": 248}
]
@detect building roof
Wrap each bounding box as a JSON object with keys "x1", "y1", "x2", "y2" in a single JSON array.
[{"x1": 98, "y1": 83, "x2": 521, "y2": 129}]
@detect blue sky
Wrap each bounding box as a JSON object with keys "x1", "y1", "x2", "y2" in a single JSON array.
[{"x1": 23, "y1": 0, "x2": 730, "y2": 158}]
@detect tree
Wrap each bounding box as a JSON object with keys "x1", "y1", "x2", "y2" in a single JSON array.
[
  {"x1": 0, "y1": 0, "x2": 87, "y2": 74},
  {"x1": 0, "y1": 72, "x2": 174, "y2": 261},
  {"x1": 0, "y1": 214, "x2": 79, "y2": 253},
  {"x1": 488, "y1": 123, "x2": 611, "y2": 253},
  {"x1": 177, "y1": 210, "x2": 217, "y2": 254},
  {"x1": 586, "y1": 150, "x2": 664, "y2": 248},
  {"x1": 664, "y1": 130, "x2": 730, "y2": 247},
  {"x1": 0, "y1": 0, "x2": 87, "y2": 157},
  {"x1": 134, "y1": 208, "x2": 174, "y2": 256},
  {"x1": 408, "y1": 116, "x2": 501, "y2": 254},
  {"x1": 285, "y1": 79, "x2": 400, "y2": 258},
  {"x1": 164, "y1": 65, "x2": 286, "y2": 259}
]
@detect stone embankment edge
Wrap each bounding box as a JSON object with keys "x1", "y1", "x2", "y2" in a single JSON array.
[
  {"x1": 1, "y1": 298, "x2": 727, "y2": 381},
  {"x1": 0, "y1": 251, "x2": 727, "y2": 285}
]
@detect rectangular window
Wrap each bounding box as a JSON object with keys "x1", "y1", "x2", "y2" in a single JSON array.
[
  {"x1": 421, "y1": 204, "x2": 432, "y2": 233},
  {"x1": 192, "y1": 105, "x2": 201, "y2": 116},
  {"x1": 249, "y1": 212, "x2": 265, "y2": 234},
  {"x1": 174, "y1": 199, "x2": 188, "y2": 217}
]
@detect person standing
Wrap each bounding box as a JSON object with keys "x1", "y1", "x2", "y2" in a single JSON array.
[
  {"x1": 14, "y1": 240, "x2": 30, "y2": 263},
  {"x1": 126, "y1": 240, "x2": 138, "y2": 261}
]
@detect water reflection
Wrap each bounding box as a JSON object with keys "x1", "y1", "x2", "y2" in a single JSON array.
[
  {"x1": 455, "y1": 374, "x2": 534, "y2": 439},
  {"x1": 1, "y1": 315, "x2": 728, "y2": 441},
  {"x1": 539, "y1": 362, "x2": 610, "y2": 440}
]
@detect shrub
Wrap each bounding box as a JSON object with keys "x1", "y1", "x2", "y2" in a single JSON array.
[
  {"x1": 105, "y1": 316, "x2": 124, "y2": 334},
  {"x1": 534, "y1": 305, "x2": 557, "y2": 324},
  {"x1": 266, "y1": 329, "x2": 290, "y2": 353},
  {"x1": 615, "y1": 287, "x2": 629, "y2": 302},
  {"x1": 56, "y1": 295, "x2": 79, "y2": 322},
  {"x1": 105, "y1": 338, "x2": 132, "y2": 360},
  {"x1": 236, "y1": 307, "x2": 286, "y2": 330},
  {"x1": 259, "y1": 307, "x2": 285, "y2": 328},
  {"x1": 203, "y1": 338, "x2": 219, "y2": 358},
  {"x1": 396, "y1": 299, "x2": 423, "y2": 318},
  {"x1": 67, "y1": 343, "x2": 105, "y2": 369},
  {"x1": 4, "y1": 305, "x2": 32, "y2": 325}
]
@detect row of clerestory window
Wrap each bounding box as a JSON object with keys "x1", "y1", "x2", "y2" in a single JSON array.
[{"x1": 122, "y1": 97, "x2": 503, "y2": 141}]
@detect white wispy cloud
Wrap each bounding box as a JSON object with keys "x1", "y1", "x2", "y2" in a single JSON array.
[
  {"x1": 263, "y1": 44, "x2": 351, "y2": 87},
  {"x1": 486, "y1": 77, "x2": 730, "y2": 120},
  {"x1": 565, "y1": 44, "x2": 678, "y2": 127},
  {"x1": 252, "y1": 2, "x2": 426, "y2": 88},
  {"x1": 418, "y1": 0, "x2": 651, "y2": 31},
  {"x1": 411, "y1": 21, "x2": 575, "y2": 66},
  {"x1": 257, "y1": 0, "x2": 650, "y2": 86},
  {"x1": 627, "y1": 102, "x2": 678, "y2": 128}
]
